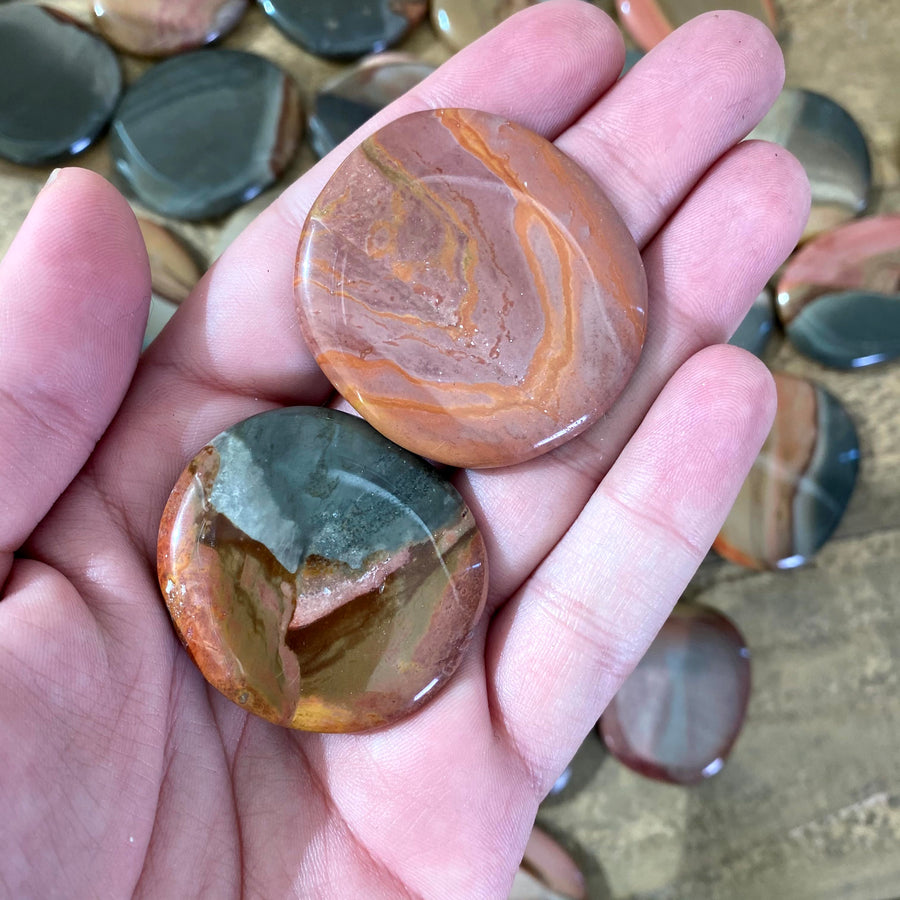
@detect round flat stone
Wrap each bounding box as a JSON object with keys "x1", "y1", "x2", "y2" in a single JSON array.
[
  {"x1": 295, "y1": 108, "x2": 647, "y2": 469},
  {"x1": 93, "y1": 0, "x2": 247, "y2": 57},
  {"x1": 158, "y1": 407, "x2": 488, "y2": 732},
  {"x1": 714, "y1": 372, "x2": 859, "y2": 570},
  {"x1": 599, "y1": 603, "x2": 751, "y2": 785},
  {"x1": 776, "y1": 214, "x2": 900, "y2": 322},
  {"x1": 728, "y1": 288, "x2": 779, "y2": 359},
  {"x1": 109, "y1": 49, "x2": 301, "y2": 220},
  {"x1": 261, "y1": 0, "x2": 427, "y2": 60},
  {"x1": 616, "y1": 0, "x2": 776, "y2": 50},
  {"x1": 747, "y1": 88, "x2": 871, "y2": 241},
  {"x1": 309, "y1": 53, "x2": 435, "y2": 159},
  {"x1": 138, "y1": 219, "x2": 203, "y2": 348},
  {"x1": 0, "y1": 6, "x2": 121, "y2": 165},
  {"x1": 431, "y1": 0, "x2": 539, "y2": 51}
]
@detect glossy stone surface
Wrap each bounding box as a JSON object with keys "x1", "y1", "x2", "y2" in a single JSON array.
[
  {"x1": 776, "y1": 214, "x2": 900, "y2": 322},
  {"x1": 93, "y1": 0, "x2": 247, "y2": 57},
  {"x1": 309, "y1": 53, "x2": 435, "y2": 159},
  {"x1": 431, "y1": 0, "x2": 539, "y2": 51},
  {"x1": 158, "y1": 407, "x2": 488, "y2": 732},
  {"x1": 295, "y1": 108, "x2": 647, "y2": 469},
  {"x1": 728, "y1": 288, "x2": 779, "y2": 359},
  {"x1": 0, "y1": 6, "x2": 121, "y2": 165},
  {"x1": 138, "y1": 219, "x2": 202, "y2": 348},
  {"x1": 600, "y1": 603, "x2": 751, "y2": 785},
  {"x1": 714, "y1": 372, "x2": 859, "y2": 570},
  {"x1": 616, "y1": 0, "x2": 776, "y2": 50},
  {"x1": 261, "y1": 0, "x2": 427, "y2": 60},
  {"x1": 109, "y1": 49, "x2": 301, "y2": 220},
  {"x1": 748, "y1": 88, "x2": 871, "y2": 240},
  {"x1": 515, "y1": 825, "x2": 587, "y2": 900}
]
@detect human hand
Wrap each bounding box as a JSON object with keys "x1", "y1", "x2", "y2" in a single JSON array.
[{"x1": 0, "y1": 3, "x2": 808, "y2": 896}]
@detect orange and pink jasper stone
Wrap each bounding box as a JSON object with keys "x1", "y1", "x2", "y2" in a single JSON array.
[
  {"x1": 295, "y1": 107, "x2": 647, "y2": 469},
  {"x1": 158, "y1": 408, "x2": 488, "y2": 732}
]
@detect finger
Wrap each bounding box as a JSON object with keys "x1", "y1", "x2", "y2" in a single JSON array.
[
  {"x1": 558, "y1": 10, "x2": 786, "y2": 246},
  {"x1": 151, "y1": 0, "x2": 625, "y2": 400},
  {"x1": 459, "y1": 139, "x2": 810, "y2": 604},
  {"x1": 0, "y1": 168, "x2": 150, "y2": 586},
  {"x1": 486, "y1": 346, "x2": 776, "y2": 793}
]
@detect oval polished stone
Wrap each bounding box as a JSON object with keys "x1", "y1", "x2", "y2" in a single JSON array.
[
  {"x1": 599, "y1": 603, "x2": 751, "y2": 785},
  {"x1": 0, "y1": 6, "x2": 121, "y2": 165},
  {"x1": 261, "y1": 0, "x2": 427, "y2": 60},
  {"x1": 295, "y1": 108, "x2": 647, "y2": 469},
  {"x1": 515, "y1": 825, "x2": 586, "y2": 900},
  {"x1": 714, "y1": 372, "x2": 859, "y2": 570},
  {"x1": 138, "y1": 219, "x2": 203, "y2": 349},
  {"x1": 109, "y1": 49, "x2": 301, "y2": 220},
  {"x1": 616, "y1": 0, "x2": 776, "y2": 51},
  {"x1": 158, "y1": 407, "x2": 488, "y2": 732},
  {"x1": 728, "y1": 288, "x2": 779, "y2": 359},
  {"x1": 309, "y1": 53, "x2": 435, "y2": 159},
  {"x1": 431, "y1": 0, "x2": 539, "y2": 51},
  {"x1": 785, "y1": 291, "x2": 900, "y2": 369},
  {"x1": 776, "y1": 214, "x2": 900, "y2": 323},
  {"x1": 747, "y1": 89, "x2": 871, "y2": 240},
  {"x1": 93, "y1": 0, "x2": 247, "y2": 57}
]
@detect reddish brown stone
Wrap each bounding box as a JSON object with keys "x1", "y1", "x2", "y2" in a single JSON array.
[{"x1": 295, "y1": 108, "x2": 647, "y2": 469}]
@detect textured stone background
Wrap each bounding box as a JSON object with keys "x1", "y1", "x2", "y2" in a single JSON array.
[{"x1": 1, "y1": 2, "x2": 899, "y2": 898}]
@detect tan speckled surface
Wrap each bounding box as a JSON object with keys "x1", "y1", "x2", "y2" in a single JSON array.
[{"x1": 2, "y1": 2, "x2": 899, "y2": 898}]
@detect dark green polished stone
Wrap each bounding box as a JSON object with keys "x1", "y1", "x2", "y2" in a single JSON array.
[
  {"x1": 309, "y1": 54, "x2": 435, "y2": 159},
  {"x1": 786, "y1": 290, "x2": 900, "y2": 369},
  {"x1": 109, "y1": 49, "x2": 301, "y2": 220},
  {"x1": 260, "y1": 0, "x2": 428, "y2": 60},
  {"x1": 158, "y1": 407, "x2": 488, "y2": 732},
  {"x1": 0, "y1": 6, "x2": 121, "y2": 165}
]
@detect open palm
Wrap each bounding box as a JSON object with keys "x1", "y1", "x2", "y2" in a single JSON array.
[{"x1": 1, "y1": 4, "x2": 808, "y2": 897}]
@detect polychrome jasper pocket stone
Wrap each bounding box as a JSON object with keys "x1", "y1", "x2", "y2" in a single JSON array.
[
  {"x1": 158, "y1": 407, "x2": 488, "y2": 732},
  {"x1": 295, "y1": 108, "x2": 647, "y2": 469}
]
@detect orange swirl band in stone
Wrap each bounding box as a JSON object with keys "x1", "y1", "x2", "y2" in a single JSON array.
[{"x1": 295, "y1": 108, "x2": 648, "y2": 469}]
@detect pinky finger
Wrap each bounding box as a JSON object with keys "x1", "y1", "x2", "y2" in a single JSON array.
[{"x1": 485, "y1": 345, "x2": 775, "y2": 792}]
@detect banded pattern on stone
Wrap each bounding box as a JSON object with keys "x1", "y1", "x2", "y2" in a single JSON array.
[
  {"x1": 600, "y1": 603, "x2": 751, "y2": 785},
  {"x1": 714, "y1": 372, "x2": 859, "y2": 570},
  {"x1": 158, "y1": 407, "x2": 488, "y2": 732},
  {"x1": 295, "y1": 108, "x2": 647, "y2": 468}
]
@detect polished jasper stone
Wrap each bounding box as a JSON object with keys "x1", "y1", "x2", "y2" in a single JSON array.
[
  {"x1": 309, "y1": 53, "x2": 435, "y2": 159},
  {"x1": 728, "y1": 288, "x2": 779, "y2": 359},
  {"x1": 748, "y1": 89, "x2": 871, "y2": 240},
  {"x1": 600, "y1": 603, "x2": 751, "y2": 785},
  {"x1": 775, "y1": 215, "x2": 900, "y2": 367},
  {"x1": 714, "y1": 372, "x2": 859, "y2": 570},
  {"x1": 295, "y1": 108, "x2": 647, "y2": 469},
  {"x1": 93, "y1": 0, "x2": 247, "y2": 57},
  {"x1": 138, "y1": 219, "x2": 202, "y2": 348},
  {"x1": 514, "y1": 825, "x2": 586, "y2": 900},
  {"x1": 261, "y1": 0, "x2": 427, "y2": 60},
  {"x1": 616, "y1": 0, "x2": 776, "y2": 50},
  {"x1": 109, "y1": 49, "x2": 301, "y2": 220},
  {"x1": 0, "y1": 6, "x2": 121, "y2": 165},
  {"x1": 431, "y1": 0, "x2": 539, "y2": 51},
  {"x1": 158, "y1": 407, "x2": 488, "y2": 732},
  {"x1": 785, "y1": 291, "x2": 900, "y2": 369}
]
